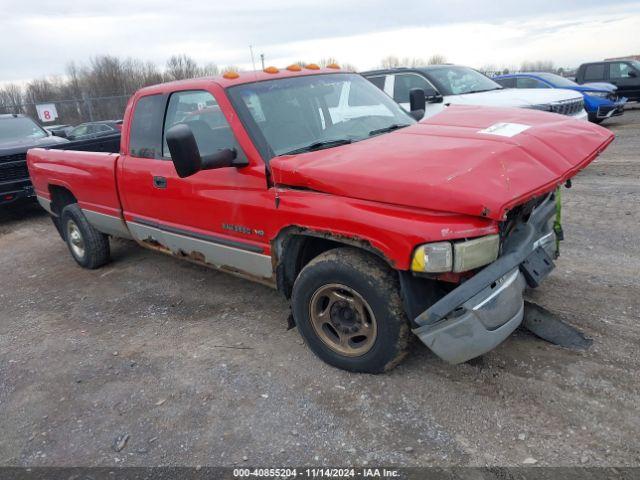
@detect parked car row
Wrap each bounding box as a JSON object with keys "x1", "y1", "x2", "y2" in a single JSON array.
[
  {"x1": 25, "y1": 65, "x2": 614, "y2": 372},
  {"x1": 44, "y1": 120, "x2": 122, "y2": 141},
  {"x1": 493, "y1": 72, "x2": 626, "y2": 124}
]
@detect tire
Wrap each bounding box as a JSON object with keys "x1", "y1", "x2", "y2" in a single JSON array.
[
  {"x1": 60, "y1": 204, "x2": 110, "y2": 269},
  {"x1": 291, "y1": 247, "x2": 410, "y2": 373},
  {"x1": 588, "y1": 113, "x2": 604, "y2": 124}
]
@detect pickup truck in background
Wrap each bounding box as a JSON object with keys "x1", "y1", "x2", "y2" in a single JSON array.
[
  {"x1": 1, "y1": 114, "x2": 123, "y2": 207},
  {"x1": 27, "y1": 66, "x2": 614, "y2": 373},
  {"x1": 575, "y1": 60, "x2": 640, "y2": 102},
  {"x1": 1, "y1": 114, "x2": 69, "y2": 206},
  {"x1": 362, "y1": 65, "x2": 588, "y2": 121}
]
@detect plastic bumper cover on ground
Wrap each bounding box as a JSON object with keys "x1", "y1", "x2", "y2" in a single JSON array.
[{"x1": 412, "y1": 196, "x2": 558, "y2": 364}]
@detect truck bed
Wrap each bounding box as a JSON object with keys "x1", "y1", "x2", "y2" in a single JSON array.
[{"x1": 27, "y1": 148, "x2": 122, "y2": 218}]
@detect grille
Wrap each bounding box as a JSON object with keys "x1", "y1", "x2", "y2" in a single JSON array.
[
  {"x1": 550, "y1": 99, "x2": 584, "y2": 116},
  {"x1": 0, "y1": 155, "x2": 29, "y2": 183}
]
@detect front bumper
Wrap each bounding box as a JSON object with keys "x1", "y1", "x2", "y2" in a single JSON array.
[
  {"x1": 596, "y1": 99, "x2": 627, "y2": 119},
  {"x1": 413, "y1": 195, "x2": 557, "y2": 364},
  {"x1": 0, "y1": 181, "x2": 34, "y2": 205}
]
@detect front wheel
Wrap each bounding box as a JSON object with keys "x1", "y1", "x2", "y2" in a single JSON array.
[
  {"x1": 291, "y1": 248, "x2": 410, "y2": 373},
  {"x1": 61, "y1": 204, "x2": 110, "y2": 269}
]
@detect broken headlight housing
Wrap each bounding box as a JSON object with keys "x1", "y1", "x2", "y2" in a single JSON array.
[{"x1": 411, "y1": 235, "x2": 500, "y2": 273}]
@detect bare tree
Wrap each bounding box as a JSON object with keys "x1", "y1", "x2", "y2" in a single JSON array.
[
  {"x1": 520, "y1": 60, "x2": 555, "y2": 72},
  {"x1": 427, "y1": 54, "x2": 447, "y2": 65},
  {"x1": 0, "y1": 84, "x2": 25, "y2": 114},
  {"x1": 165, "y1": 54, "x2": 200, "y2": 81}
]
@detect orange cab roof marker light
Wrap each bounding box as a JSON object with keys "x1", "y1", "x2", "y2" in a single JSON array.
[
  {"x1": 286, "y1": 64, "x2": 302, "y2": 71},
  {"x1": 222, "y1": 70, "x2": 239, "y2": 79},
  {"x1": 264, "y1": 66, "x2": 279, "y2": 74},
  {"x1": 326, "y1": 63, "x2": 340, "y2": 69},
  {"x1": 305, "y1": 63, "x2": 320, "y2": 70}
]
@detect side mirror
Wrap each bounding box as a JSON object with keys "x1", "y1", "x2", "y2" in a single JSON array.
[
  {"x1": 628, "y1": 70, "x2": 637, "y2": 78},
  {"x1": 423, "y1": 86, "x2": 444, "y2": 104},
  {"x1": 166, "y1": 123, "x2": 248, "y2": 178},
  {"x1": 409, "y1": 88, "x2": 426, "y2": 121}
]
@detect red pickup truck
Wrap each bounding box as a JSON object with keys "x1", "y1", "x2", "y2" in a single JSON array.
[{"x1": 27, "y1": 66, "x2": 614, "y2": 373}]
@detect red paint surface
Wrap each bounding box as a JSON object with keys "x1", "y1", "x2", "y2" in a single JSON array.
[{"x1": 27, "y1": 71, "x2": 614, "y2": 272}]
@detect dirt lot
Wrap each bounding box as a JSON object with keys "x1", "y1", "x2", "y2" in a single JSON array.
[{"x1": 1, "y1": 110, "x2": 639, "y2": 468}]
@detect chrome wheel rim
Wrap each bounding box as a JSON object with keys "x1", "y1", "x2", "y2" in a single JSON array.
[
  {"x1": 66, "y1": 220, "x2": 85, "y2": 259},
  {"x1": 309, "y1": 283, "x2": 377, "y2": 357}
]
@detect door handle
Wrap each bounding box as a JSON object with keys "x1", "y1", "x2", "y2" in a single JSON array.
[{"x1": 153, "y1": 176, "x2": 167, "y2": 189}]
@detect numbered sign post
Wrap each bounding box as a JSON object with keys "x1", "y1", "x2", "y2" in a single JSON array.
[{"x1": 36, "y1": 104, "x2": 59, "y2": 123}]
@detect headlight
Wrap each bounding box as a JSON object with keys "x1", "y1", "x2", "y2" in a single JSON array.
[
  {"x1": 411, "y1": 235, "x2": 500, "y2": 273},
  {"x1": 587, "y1": 91, "x2": 608, "y2": 98}
]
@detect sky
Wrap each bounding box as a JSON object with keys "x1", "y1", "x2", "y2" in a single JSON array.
[{"x1": 1, "y1": 0, "x2": 639, "y2": 84}]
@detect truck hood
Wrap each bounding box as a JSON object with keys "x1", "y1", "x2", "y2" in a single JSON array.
[
  {"x1": 446, "y1": 88, "x2": 582, "y2": 107},
  {"x1": 270, "y1": 105, "x2": 614, "y2": 221},
  {"x1": 0, "y1": 135, "x2": 68, "y2": 154},
  {"x1": 582, "y1": 82, "x2": 618, "y2": 92}
]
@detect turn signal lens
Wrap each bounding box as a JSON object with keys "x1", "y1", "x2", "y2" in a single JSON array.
[
  {"x1": 305, "y1": 63, "x2": 320, "y2": 70},
  {"x1": 286, "y1": 64, "x2": 302, "y2": 71},
  {"x1": 222, "y1": 71, "x2": 239, "y2": 79},
  {"x1": 411, "y1": 242, "x2": 452, "y2": 273},
  {"x1": 264, "y1": 66, "x2": 279, "y2": 74}
]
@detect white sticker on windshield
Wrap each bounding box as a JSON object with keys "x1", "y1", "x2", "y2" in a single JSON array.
[{"x1": 478, "y1": 122, "x2": 530, "y2": 137}]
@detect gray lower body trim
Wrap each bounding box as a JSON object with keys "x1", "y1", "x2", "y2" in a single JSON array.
[
  {"x1": 127, "y1": 221, "x2": 274, "y2": 280},
  {"x1": 36, "y1": 195, "x2": 53, "y2": 215},
  {"x1": 82, "y1": 209, "x2": 132, "y2": 239}
]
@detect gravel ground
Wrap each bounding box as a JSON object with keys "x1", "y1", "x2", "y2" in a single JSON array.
[{"x1": 0, "y1": 110, "x2": 639, "y2": 467}]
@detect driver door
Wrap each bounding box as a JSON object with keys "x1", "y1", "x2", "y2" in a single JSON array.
[{"x1": 119, "y1": 89, "x2": 274, "y2": 280}]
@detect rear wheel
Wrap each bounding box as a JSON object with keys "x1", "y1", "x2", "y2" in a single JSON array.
[
  {"x1": 61, "y1": 204, "x2": 110, "y2": 269},
  {"x1": 292, "y1": 247, "x2": 410, "y2": 373}
]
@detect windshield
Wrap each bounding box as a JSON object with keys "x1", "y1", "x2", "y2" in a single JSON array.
[
  {"x1": 227, "y1": 73, "x2": 414, "y2": 157},
  {"x1": 0, "y1": 116, "x2": 48, "y2": 143},
  {"x1": 425, "y1": 66, "x2": 502, "y2": 96},
  {"x1": 630, "y1": 60, "x2": 640, "y2": 71},
  {"x1": 535, "y1": 72, "x2": 577, "y2": 87}
]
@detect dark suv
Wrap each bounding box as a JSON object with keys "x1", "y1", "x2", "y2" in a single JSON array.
[
  {"x1": 576, "y1": 60, "x2": 640, "y2": 101},
  {"x1": 0, "y1": 114, "x2": 68, "y2": 206}
]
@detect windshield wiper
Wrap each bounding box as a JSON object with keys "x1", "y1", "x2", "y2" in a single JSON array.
[
  {"x1": 280, "y1": 138, "x2": 353, "y2": 155},
  {"x1": 463, "y1": 87, "x2": 503, "y2": 94},
  {"x1": 369, "y1": 123, "x2": 411, "y2": 137}
]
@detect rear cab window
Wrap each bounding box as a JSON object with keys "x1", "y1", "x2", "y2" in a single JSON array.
[{"x1": 129, "y1": 94, "x2": 166, "y2": 159}]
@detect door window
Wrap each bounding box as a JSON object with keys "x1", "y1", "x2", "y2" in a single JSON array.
[
  {"x1": 583, "y1": 64, "x2": 605, "y2": 81},
  {"x1": 609, "y1": 62, "x2": 634, "y2": 79},
  {"x1": 162, "y1": 90, "x2": 244, "y2": 161},
  {"x1": 516, "y1": 77, "x2": 549, "y2": 88},
  {"x1": 393, "y1": 74, "x2": 433, "y2": 103}
]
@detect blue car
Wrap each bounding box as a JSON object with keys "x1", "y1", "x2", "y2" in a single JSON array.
[{"x1": 494, "y1": 72, "x2": 627, "y2": 124}]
